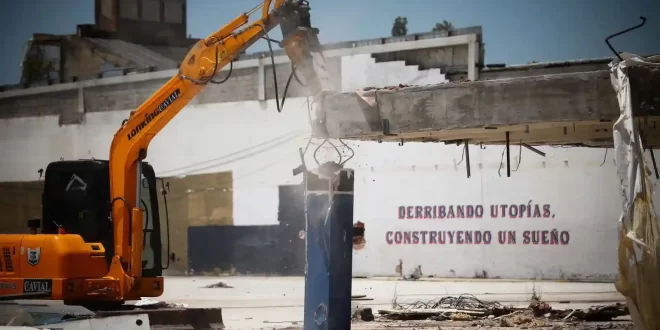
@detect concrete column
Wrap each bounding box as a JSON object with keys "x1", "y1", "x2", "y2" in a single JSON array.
[
  {"x1": 77, "y1": 85, "x2": 85, "y2": 113},
  {"x1": 467, "y1": 35, "x2": 478, "y2": 81},
  {"x1": 58, "y1": 85, "x2": 85, "y2": 126},
  {"x1": 303, "y1": 167, "x2": 354, "y2": 330}
]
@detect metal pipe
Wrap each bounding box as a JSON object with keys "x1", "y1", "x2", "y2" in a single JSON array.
[
  {"x1": 247, "y1": 2, "x2": 265, "y2": 16},
  {"x1": 464, "y1": 139, "x2": 471, "y2": 178},
  {"x1": 506, "y1": 132, "x2": 511, "y2": 177},
  {"x1": 136, "y1": 161, "x2": 142, "y2": 208},
  {"x1": 605, "y1": 17, "x2": 646, "y2": 61}
]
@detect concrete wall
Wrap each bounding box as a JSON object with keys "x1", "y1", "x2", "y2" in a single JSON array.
[
  {"x1": 335, "y1": 56, "x2": 621, "y2": 281},
  {"x1": 0, "y1": 47, "x2": 632, "y2": 280},
  {"x1": 0, "y1": 100, "x2": 309, "y2": 224},
  {"x1": 159, "y1": 171, "x2": 233, "y2": 274}
]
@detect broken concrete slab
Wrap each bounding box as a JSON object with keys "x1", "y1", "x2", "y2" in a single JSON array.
[
  {"x1": 315, "y1": 67, "x2": 660, "y2": 147},
  {"x1": 97, "y1": 308, "x2": 224, "y2": 329}
]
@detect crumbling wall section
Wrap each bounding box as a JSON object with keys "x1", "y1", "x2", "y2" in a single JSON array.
[
  {"x1": 0, "y1": 34, "x2": 482, "y2": 121},
  {"x1": 610, "y1": 54, "x2": 660, "y2": 330}
]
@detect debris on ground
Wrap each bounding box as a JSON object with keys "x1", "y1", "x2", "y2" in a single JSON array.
[
  {"x1": 449, "y1": 312, "x2": 473, "y2": 321},
  {"x1": 379, "y1": 294, "x2": 508, "y2": 320},
  {"x1": 379, "y1": 308, "x2": 473, "y2": 321},
  {"x1": 376, "y1": 294, "x2": 630, "y2": 327},
  {"x1": 352, "y1": 306, "x2": 375, "y2": 322},
  {"x1": 202, "y1": 281, "x2": 233, "y2": 289},
  {"x1": 403, "y1": 265, "x2": 423, "y2": 280},
  {"x1": 554, "y1": 303, "x2": 629, "y2": 321},
  {"x1": 529, "y1": 297, "x2": 552, "y2": 316},
  {"x1": 352, "y1": 294, "x2": 374, "y2": 301},
  {"x1": 499, "y1": 310, "x2": 550, "y2": 328},
  {"x1": 134, "y1": 297, "x2": 188, "y2": 309}
]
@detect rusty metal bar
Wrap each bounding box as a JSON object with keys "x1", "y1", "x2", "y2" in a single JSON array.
[
  {"x1": 522, "y1": 143, "x2": 546, "y2": 157},
  {"x1": 650, "y1": 148, "x2": 659, "y2": 179},
  {"x1": 464, "y1": 139, "x2": 471, "y2": 178},
  {"x1": 506, "y1": 132, "x2": 511, "y2": 177}
]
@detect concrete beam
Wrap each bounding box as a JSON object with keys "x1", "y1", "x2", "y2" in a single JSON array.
[
  {"x1": 317, "y1": 70, "x2": 624, "y2": 145},
  {"x1": 0, "y1": 35, "x2": 475, "y2": 100}
]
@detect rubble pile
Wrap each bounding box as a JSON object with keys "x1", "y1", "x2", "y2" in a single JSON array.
[
  {"x1": 554, "y1": 304, "x2": 629, "y2": 322},
  {"x1": 352, "y1": 306, "x2": 375, "y2": 322},
  {"x1": 378, "y1": 294, "x2": 510, "y2": 321},
  {"x1": 376, "y1": 294, "x2": 630, "y2": 327}
]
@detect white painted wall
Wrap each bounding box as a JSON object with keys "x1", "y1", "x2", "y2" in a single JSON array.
[
  {"x1": 0, "y1": 98, "x2": 311, "y2": 226},
  {"x1": 0, "y1": 54, "x2": 642, "y2": 280},
  {"x1": 346, "y1": 142, "x2": 624, "y2": 280}
]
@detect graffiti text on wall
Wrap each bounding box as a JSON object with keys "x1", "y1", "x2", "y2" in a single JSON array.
[
  {"x1": 397, "y1": 203, "x2": 555, "y2": 219},
  {"x1": 388, "y1": 202, "x2": 570, "y2": 245},
  {"x1": 385, "y1": 230, "x2": 570, "y2": 245}
]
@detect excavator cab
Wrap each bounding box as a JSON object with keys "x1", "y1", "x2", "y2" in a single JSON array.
[{"x1": 39, "y1": 159, "x2": 167, "y2": 278}]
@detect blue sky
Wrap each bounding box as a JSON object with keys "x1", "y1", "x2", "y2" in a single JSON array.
[{"x1": 0, "y1": 0, "x2": 658, "y2": 86}]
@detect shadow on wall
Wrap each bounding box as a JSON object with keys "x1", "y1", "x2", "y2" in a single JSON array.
[
  {"x1": 158, "y1": 171, "x2": 234, "y2": 275},
  {"x1": 187, "y1": 184, "x2": 306, "y2": 276}
]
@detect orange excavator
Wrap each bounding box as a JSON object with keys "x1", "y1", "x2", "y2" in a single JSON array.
[{"x1": 0, "y1": 0, "x2": 332, "y2": 309}]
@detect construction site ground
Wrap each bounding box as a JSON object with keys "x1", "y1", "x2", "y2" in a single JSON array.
[
  {"x1": 168, "y1": 276, "x2": 630, "y2": 329},
  {"x1": 5, "y1": 276, "x2": 632, "y2": 329}
]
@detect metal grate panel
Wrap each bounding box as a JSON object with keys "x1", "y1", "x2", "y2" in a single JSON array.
[{"x1": 2, "y1": 247, "x2": 13, "y2": 272}]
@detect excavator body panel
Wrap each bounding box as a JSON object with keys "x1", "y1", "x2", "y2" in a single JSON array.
[{"x1": 0, "y1": 233, "x2": 108, "y2": 299}]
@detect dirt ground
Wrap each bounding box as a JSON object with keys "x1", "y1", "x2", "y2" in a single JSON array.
[
  {"x1": 278, "y1": 316, "x2": 634, "y2": 330},
  {"x1": 3, "y1": 276, "x2": 633, "y2": 329}
]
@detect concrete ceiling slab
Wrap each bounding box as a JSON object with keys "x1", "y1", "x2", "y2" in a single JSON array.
[{"x1": 316, "y1": 66, "x2": 660, "y2": 148}]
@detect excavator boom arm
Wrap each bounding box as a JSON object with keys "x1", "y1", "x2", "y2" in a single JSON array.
[{"x1": 107, "y1": 0, "x2": 331, "y2": 292}]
